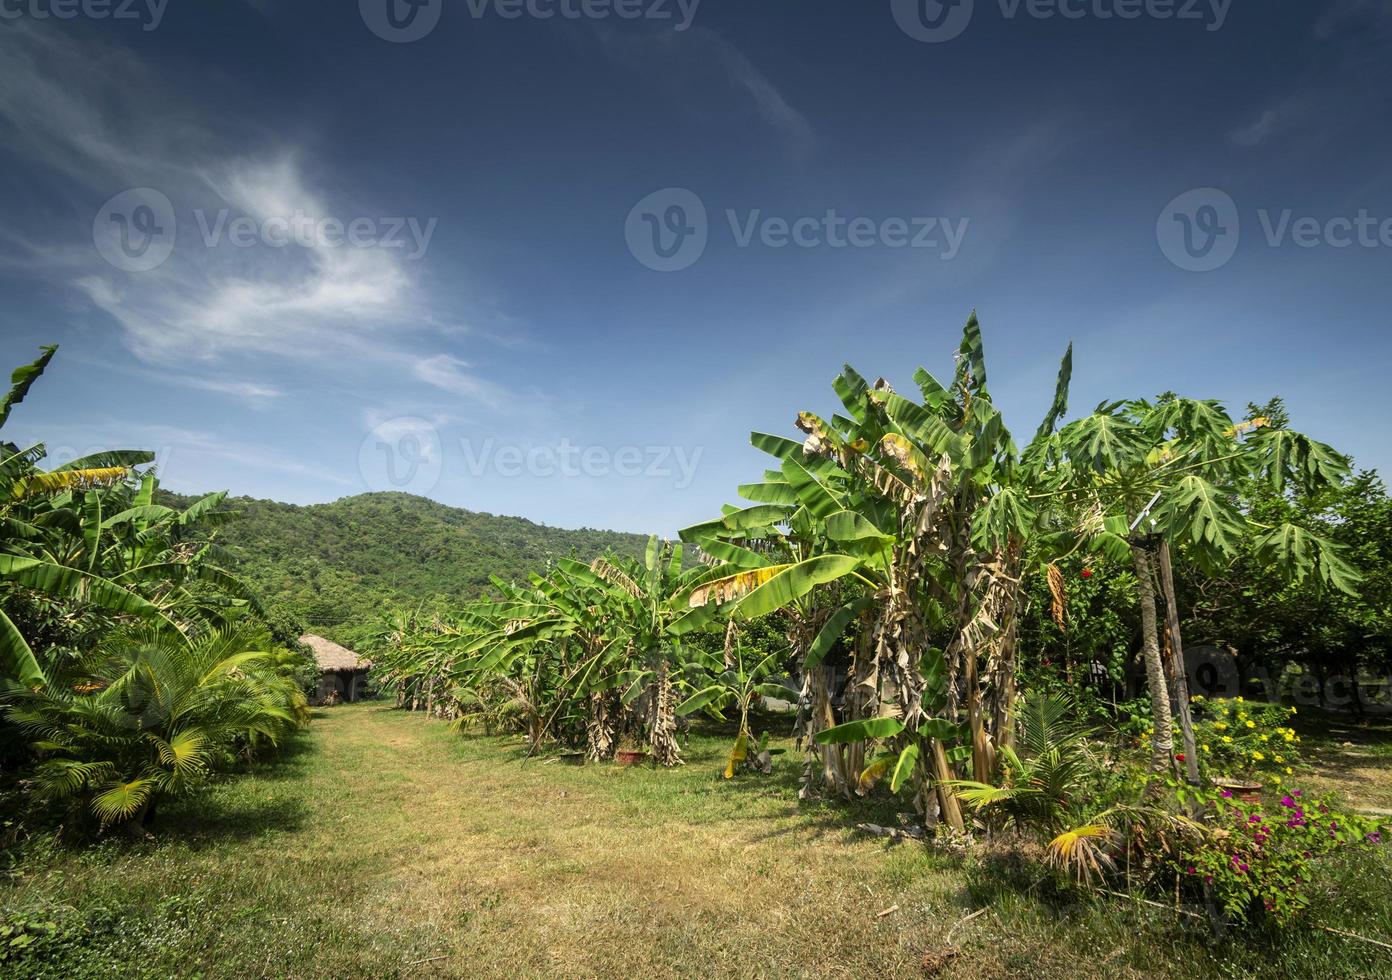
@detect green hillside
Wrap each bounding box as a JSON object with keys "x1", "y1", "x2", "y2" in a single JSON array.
[{"x1": 164, "y1": 491, "x2": 653, "y2": 653}]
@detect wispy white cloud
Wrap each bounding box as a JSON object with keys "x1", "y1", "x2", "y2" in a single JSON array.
[
  {"x1": 410, "y1": 353, "x2": 506, "y2": 410},
  {"x1": 1230, "y1": 108, "x2": 1285, "y2": 148},
  {"x1": 0, "y1": 23, "x2": 504, "y2": 414},
  {"x1": 1229, "y1": 2, "x2": 1392, "y2": 150},
  {"x1": 596, "y1": 26, "x2": 814, "y2": 158},
  {"x1": 179, "y1": 377, "x2": 284, "y2": 405}
]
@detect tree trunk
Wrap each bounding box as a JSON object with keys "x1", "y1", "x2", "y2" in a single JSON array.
[
  {"x1": 1156, "y1": 541, "x2": 1201, "y2": 786},
  {"x1": 586, "y1": 692, "x2": 618, "y2": 761},
  {"x1": 1132, "y1": 543, "x2": 1176, "y2": 785},
  {"x1": 649, "y1": 660, "x2": 682, "y2": 767},
  {"x1": 800, "y1": 664, "x2": 853, "y2": 798},
  {"x1": 930, "y1": 738, "x2": 966, "y2": 833}
]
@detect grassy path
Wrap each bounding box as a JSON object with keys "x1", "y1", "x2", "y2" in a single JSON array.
[{"x1": 6, "y1": 704, "x2": 1392, "y2": 978}]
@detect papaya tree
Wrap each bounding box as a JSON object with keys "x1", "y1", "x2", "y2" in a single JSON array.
[{"x1": 1054, "y1": 395, "x2": 1358, "y2": 787}]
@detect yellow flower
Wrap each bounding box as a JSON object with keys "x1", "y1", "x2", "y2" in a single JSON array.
[
  {"x1": 1260, "y1": 734, "x2": 1270, "y2": 742},
  {"x1": 1284, "y1": 732, "x2": 1295, "y2": 742},
  {"x1": 1222, "y1": 736, "x2": 1233, "y2": 744},
  {"x1": 1246, "y1": 720, "x2": 1256, "y2": 729},
  {"x1": 1202, "y1": 744, "x2": 1211, "y2": 753},
  {"x1": 1285, "y1": 767, "x2": 1293, "y2": 775},
  {"x1": 1274, "y1": 755, "x2": 1285, "y2": 764},
  {"x1": 1236, "y1": 696, "x2": 1245, "y2": 703},
  {"x1": 1215, "y1": 722, "x2": 1228, "y2": 730},
  {"x1": 1252, "y1": 751, "x2": 1265, "y2": 761}
]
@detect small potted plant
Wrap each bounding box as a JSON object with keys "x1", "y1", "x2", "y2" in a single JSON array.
[
  {"x1": 1213, "y1": 777, "x2": 1262, "y2": 804},
  {"x1": 614, "y1": 734, "x2": 648, "y2": 766}
]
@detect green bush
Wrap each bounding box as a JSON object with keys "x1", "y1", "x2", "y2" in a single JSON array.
[{"x1": 1172, "y1": 784, "x2": 1386, "y2": 924}]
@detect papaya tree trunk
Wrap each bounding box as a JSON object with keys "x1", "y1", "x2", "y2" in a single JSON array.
[
  {"x1": 1156, "y1": 541, "x2": 1201, "y2": 785},
  {"x1": 1132, "y1": 543, "x2": 1176, "y2": 785}
]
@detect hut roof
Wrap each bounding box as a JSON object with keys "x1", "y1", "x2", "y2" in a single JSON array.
[{"x1": 300, "y1": 634, "x2": 370, "y2": 672}]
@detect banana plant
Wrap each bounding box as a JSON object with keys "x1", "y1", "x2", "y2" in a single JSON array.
[
  {"x1": 1, "y1": 346, "x2": 269, "y2": 690},
  {"x1": 676, "y1": 623, "x2": 790, "y2": 778},
  {"x1": 680, "y1": 313, "x2": 1075, "y2": 832}
]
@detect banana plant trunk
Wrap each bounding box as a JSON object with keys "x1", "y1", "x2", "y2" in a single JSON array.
[
  {"x1": 586, "y1": 691, "x2": 618, "y2": 761},
  {"x1": 649, "y1": 659, "x2": 682, "y2": 767}
]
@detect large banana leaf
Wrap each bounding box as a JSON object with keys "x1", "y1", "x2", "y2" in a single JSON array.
[
  {"x1": 814, "y1": 716, "x2": 905, "y2": 744},
  {"x1": 0, "y1": 607, "x2": 46, "y2": 688},
  {"x1": 54, "y1": 450, "x2": 154, "y2": 472},
  {"x1": 1030, "y1": 344, "x2": 1073, "y2": 445},
  {"x1": 0, "y1": 556, "x2": 179, "y2": 628},
  {"x1": 686, "y1": 555, "x2": 860, "y2": 620},
  {"x1": 0, "y1": 345, "x2": 57, "y2": 429},
  {"x1": 804, "y1": 596, "x2": 871, "y2": 670}
]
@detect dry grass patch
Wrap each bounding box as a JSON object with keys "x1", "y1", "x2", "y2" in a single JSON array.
[{"x1": 5, "y1": 703, "x2": 1392, "y2": 979}]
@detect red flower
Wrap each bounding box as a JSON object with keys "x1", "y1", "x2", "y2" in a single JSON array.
[
  {"x1": 1174, "y1": 753, "x2": 1186, "y2": 762},
  {"x1": 1081, "y1": 568, "x2": 1094, "y2": 579}
]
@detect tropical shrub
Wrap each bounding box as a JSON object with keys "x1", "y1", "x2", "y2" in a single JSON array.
[
  {"x1": 1190, "y1": 696, "x2": 1302, "y2": 779},
  {"x1": 1, "y1": 346, "x2": 310, "y2": 834},
  {"x1": 1172, "y1": 785, "x2": 1386, "y2": 924},
  {"x1": 4, "y1": 624, "x2": 308, "y2": 828},
  {"x1": 948, "y1": 694, "x2": 1103, "y2": 836}
]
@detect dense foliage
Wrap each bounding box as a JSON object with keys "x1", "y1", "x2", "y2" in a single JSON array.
[
  {"x1": 376, "y1": 312, "x2": 1389, "y2": 931},
  {"x1": 160, "y1": 490, "x2": 652, "y2": 654},
  {"x1": 0, "y1": 348, "x2": 310, "y2": 831}
]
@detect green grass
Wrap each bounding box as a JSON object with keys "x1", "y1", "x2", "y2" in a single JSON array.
[{"x1": 4, "y1": 704, "x2": 1391, "y2": 978}]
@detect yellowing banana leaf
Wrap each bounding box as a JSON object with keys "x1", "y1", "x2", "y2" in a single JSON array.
[
  {"x1": 724, "y1": 731, "x2": 748, "y2": 779},
  {"x1": 857, "y1": 754, "x2": 893, "y2": 794}
]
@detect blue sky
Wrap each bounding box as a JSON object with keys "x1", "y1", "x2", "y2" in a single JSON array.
[{"x1": 2, "y1": 1, "x2": 1390, "y2": 535}]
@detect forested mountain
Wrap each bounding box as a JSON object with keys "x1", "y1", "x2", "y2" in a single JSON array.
[{"x1": 162, "y1": 491, "x2": 653, "y2": 653}]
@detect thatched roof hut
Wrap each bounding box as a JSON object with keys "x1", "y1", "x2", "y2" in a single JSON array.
[{"x1": 300, "y1": 634, "x2": 370, "y2": 703}]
